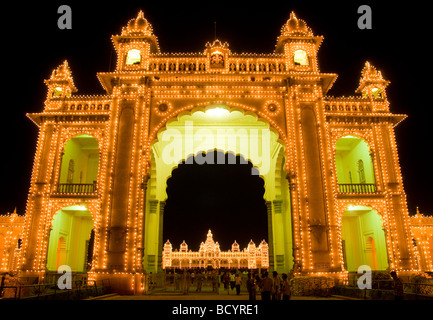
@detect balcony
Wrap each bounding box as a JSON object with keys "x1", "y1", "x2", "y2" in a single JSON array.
[
  {"x1": 338, "y1": 183, "x2": 377, "y2": 194},
  {"x1": 56, "y1": 183, "x2": 97, "y2": 194}
]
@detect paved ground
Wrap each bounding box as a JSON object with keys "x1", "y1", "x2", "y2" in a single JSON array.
[
  {"x1": 92, "y1": 288, "x2": 347, "y2": 300},
  {"x1": 99, "y1": 294, "x2": 345, "y2": 300},
  {"x1": 86, "y1": 290, "x2": 350, "y2": 320}
]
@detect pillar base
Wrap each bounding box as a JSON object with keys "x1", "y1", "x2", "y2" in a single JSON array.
[
  {"x1": 17, "y1": 270, "x2": 44, "y2": 285},
  {"x1": 94, "y1": 271, "x2": 144, "y2": 295}
]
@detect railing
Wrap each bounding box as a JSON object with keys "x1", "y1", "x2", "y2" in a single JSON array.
[
  {"x1": 0, "y1": 279, "x2": 110, "y2": 300},
  {"x1": 57, "y1": 183, "x2": 96, "y2": 194},
  {"x1": 0, "y1": 278, "x2": 111, "y2": 300},
  {"x1": 338, "y1": 183, "x2": 377, "y2": 194},
  {"x1": 336, "y1": 272, "x2": 433, "y2": 300}
]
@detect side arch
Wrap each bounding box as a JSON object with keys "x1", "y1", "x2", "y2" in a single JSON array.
[
  {"x1": 334, "y1": 135, "x2": 377, "y2": 190},
  {"x1": 57, "y1": 134, "x2": 100, "y2": 193},
  {"x1": 338, "y1": 204, "x2": 390, "y2": 272},
  {"x1": 46, "y1": 205, "x2": 95, "y2": 273}
]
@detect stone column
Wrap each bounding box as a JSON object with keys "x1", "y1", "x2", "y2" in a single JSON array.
[
  {"x1": 299, "y1": 103, "x2": 330, "y2": 271},
  {"x1": 106, "y1": 100, "x2": 136, "y2": 271},
  {"x1": 157, "y1": 201, "x2": 165, "y2": 272},
  {"x1": 379, "y1": 124, "x2": 413, "y2": 270},
  {"x1": 266, "y1": 201, "x2": 275, "y2": 271},
  {"x1": 135, "y1": 174, "x2": 149, "y2": 273},
  {"x1": 21, "y1": 123, "x2": 55, "y2": 273}
]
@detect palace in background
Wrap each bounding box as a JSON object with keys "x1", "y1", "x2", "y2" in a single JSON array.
[
  {"x1": 0, "y1": 11, "x2": 432, "y2": 294},
  {"x1": 162, "y1": 230, "x2": 269, "y2": 270}
]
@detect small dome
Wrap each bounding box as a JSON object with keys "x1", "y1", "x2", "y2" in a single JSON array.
[
  {"x1": 136, "y1": 17, "x2": 147, "y2": 28},
  {"x1": 122, "y1": 10, "x2": 152, "y2": 36},
  {"x1": 282, "y1": 11, "x2": 313, "y2": 36}
]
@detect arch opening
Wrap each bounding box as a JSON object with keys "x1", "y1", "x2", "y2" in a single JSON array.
[
  {"x1": 164, "y1": 150, "x2": 267, "y2": 251},
  {"x1": 341, "y1": 205, "x2": 388, "y2": 272},
  {"x1": 335, "y1": 135, "x2": 376, "y2": 193},
  {"x1": 46, "y1": 205, "x2": 94, "y2": 273},
  {"x1": 143, "y1": 105, "x2": 293, "y2": 274},
  {"x1": 58, "y1": 135, "x2": 99, "y2": 194}
]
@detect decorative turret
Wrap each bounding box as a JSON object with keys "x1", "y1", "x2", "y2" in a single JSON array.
[
  {"x1": 163, "y1": 240, "x2": 172, "y2": 251},
  {"x1": 205, "y1": 229, "x2": 214, "y2": 243},
  {"x1": 121, "y1": 10, "x2": 154, "y2": 37},
  {"x1": 231, "y1": 240, "x2": 240, "y2": 252},
  {"x1": 248, "y1": 239, "x2": 256, "y2": 249},
  {"x1": 280, "y1": 11, "x2": 314, "y2": 37},
  {"x1": 205, "y1": 39, "x2": 230, "y2": 72},
  {"x1": 356, "y1": 61, "x2": 390, "y2": 111},
  {"x1": 44, "y1": 60, "x2": 77, "y2": 104},
  {"x1": 111, "y1": 10, "x2": 160, "y2": 71},
  {"x1": 356, "y1": 61, "x2": 390, "y2": 99},
  {"x1": 180, "y1": 240, "x2": 188, "y2": 252},
  {"x1": 275, "y1": 11, "x2": 322, "y2": 72}
]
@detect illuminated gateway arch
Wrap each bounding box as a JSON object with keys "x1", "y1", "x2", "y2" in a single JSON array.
[{"x1": 17, "y1": 11, "x2": 417, "y2": 294}]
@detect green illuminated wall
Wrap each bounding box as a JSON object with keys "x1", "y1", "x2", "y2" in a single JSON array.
[
  {"x1": 46, "y1": 206, "x2": 93, "y2": 272},
  {"x1": 342, "y1": 206, "x2": 388, "y2": 271},
  {"x1": 335, "y1": 136, "x2": 375, "y2": 184},
  {"x1": 59, "y1": 135, "x2": 99, "y2": 184}
]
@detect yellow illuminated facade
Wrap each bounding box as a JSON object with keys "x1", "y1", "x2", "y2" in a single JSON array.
[
  {"x1": 0, "y1": 209, "x2": 24, "y2": 271},
  {"x1": 4, "y1": 10, "x2": 427, "y2": 294},
  {"x1": 162, "y1": 229, "x2": 269, "y2": 270},
  {"x1": 411, "y1": 209, "x2": 433, "y2": 272}
]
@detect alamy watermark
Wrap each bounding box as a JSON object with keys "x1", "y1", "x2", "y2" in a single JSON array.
[
  {"x1": 357, "y1": 265, "x2": 372, "y2": 289},
  {"x1": 58, "y1": 5, "x2": 72, "y2": 30},
  {"x1": 357, "y1": 5, "x2": 372, "y2": 29},
  {"x1": 57, "y1": 5, "x2": 373, "y2": 31},
  {"x1": 57, "y1": 265, "x2": 72, "y2": 289}
]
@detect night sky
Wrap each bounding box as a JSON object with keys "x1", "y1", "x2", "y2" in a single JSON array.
[{"x1": 1, "y1": 1, "x2": 432, "y2": 249}]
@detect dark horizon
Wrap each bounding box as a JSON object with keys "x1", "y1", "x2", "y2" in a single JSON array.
[{"x1": 1, "y1": 1, "x2": 432, "y2": 249}]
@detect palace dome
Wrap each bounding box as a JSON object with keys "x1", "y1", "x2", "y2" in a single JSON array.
[
  {"x1": 281, "y1": 11, "x2": 313, "y2": 36},
  {"x1": 122, "y1": 10, "x2": 153, "y2": 36}
]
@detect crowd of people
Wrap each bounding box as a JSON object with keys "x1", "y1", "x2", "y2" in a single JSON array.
[
  {"x1": 154, "y1": 268, "x2": 410, "y2": 300},
  {"x1": 161, "y1": 268, "x2": 294, "y2": 300},
  {"x1": 245, "y1": 270, "x2": 293, "y2": 300}
]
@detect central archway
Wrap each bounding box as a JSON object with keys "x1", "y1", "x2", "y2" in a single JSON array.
[
  {"x1": 143, "y1": 105, "x2": 293, "y2": 274},
  {"x1": 164, "y1": 151, "x2": 267, "y2": 251}
]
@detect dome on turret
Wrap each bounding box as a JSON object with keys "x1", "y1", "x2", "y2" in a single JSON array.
[
  {"x1": 281, "y1": 11, "x2": 313, "y2": 37},
  {"x1": 121, "y1": 10, "x2": 153, "y2": 36}
]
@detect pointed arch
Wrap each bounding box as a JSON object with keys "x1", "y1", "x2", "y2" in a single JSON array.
[{"x1": 148, "y1": 102, "x2": 287, "y2": 148}]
